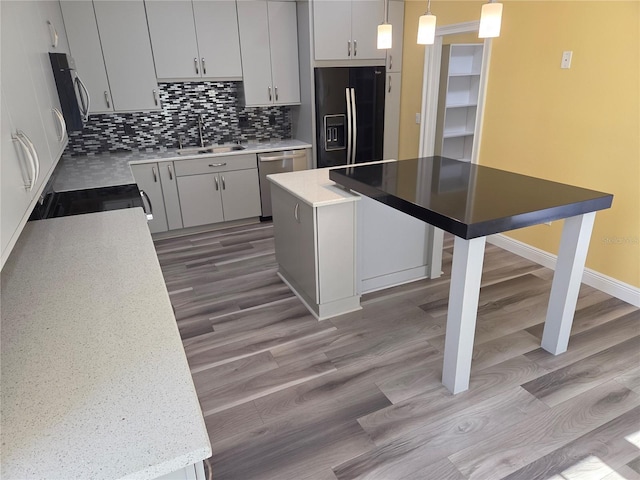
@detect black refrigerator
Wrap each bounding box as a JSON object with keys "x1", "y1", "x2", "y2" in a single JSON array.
[{"x1": 315, "y1": 66, "x2": 386, "y2": 168}]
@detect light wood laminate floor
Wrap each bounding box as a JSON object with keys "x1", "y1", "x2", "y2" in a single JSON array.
[{"x1": 154, "y1": 222, "x2": 640, "y2": 480}]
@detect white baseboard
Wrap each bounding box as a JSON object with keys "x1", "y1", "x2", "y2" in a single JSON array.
[{"x1": 488, "y1": 234, "x2": 640, "y2": 308}]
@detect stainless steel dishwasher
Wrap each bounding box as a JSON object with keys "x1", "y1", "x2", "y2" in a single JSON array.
[{"x1": 258, "y1": 149, "x2": 308, "y2": 218}]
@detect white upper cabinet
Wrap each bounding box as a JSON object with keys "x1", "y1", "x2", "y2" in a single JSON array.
[
  {"x1": 313, "y1": 0, "x2": 385, "y2": 61},
  {"x1": 60, "y1": 1, "x2": 113, "y2": 114},
  {"x1": 61, "y1": 0, "x2": 160, "y2": 113},
  {"x1": 93, "y1": 1, "x2": 160, "y2": 111},
  {"x1": 192, "y1": 1, "x2": 243, "y2": 79},
  {"x1": 38, "y1": 0, "x2": 71, "y2": 54},
  {"x1": 145, "y1": 0, "x2": 242, "y2": 80},
  {"x1": 237, "y1": 1, "x2": 300, "y2": 107},
  {"x1": 267, "y1": 1, "x2": 301, "y2": 105},
  {"x1": 145, "y1": 1, "x2": 200, "y2": 79}
]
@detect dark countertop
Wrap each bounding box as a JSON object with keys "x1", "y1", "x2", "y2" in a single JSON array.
[{"x1": 329, "y1": 157, "x2": 613, "y2": 239}]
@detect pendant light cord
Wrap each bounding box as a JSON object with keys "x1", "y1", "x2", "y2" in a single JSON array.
[{"x1": 426, "y1": 0, "x2": 432, "y2": 15}]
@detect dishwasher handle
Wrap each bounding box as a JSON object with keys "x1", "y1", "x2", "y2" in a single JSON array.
[{"x1": 259, "y1": 150, "x2": 307, "y2": 162}]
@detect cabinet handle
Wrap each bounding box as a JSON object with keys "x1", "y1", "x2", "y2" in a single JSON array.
[
  {"x1": 53, "y1": 107, "x2": 66, "y2": 142},
  {"x1": 202, "y1": 57, "x2": 206, "y2": 75},
  {"x1": 221, "y1": 175, "x2": 226, "y2": 190},
  {"x1": 274, "y1": 86, "x2": 278, "y2": 101},
  {"x1": 214, "y1": 175, "x2": 219, "y2": 191},
  {"x1": 194, "y1": 57, "x2": 199, "y2": 75},
  {"x1": 354, "y1": 40, "x2": 357, "y2": 56},
  {"x1": 347, "y1": 40, "x2": 351, "y2": 57},
  {"x1": 153, "y1": 89, "x2": 159, "y2": 106},
  {"x1": 21, "y1": 130, "x2": 40, "y2": 187},
  {"x1": 140, "y1": 190, "x2": 154, "y2": 220},
  {"x1": 294, "y1": 203, "x2": 299, "y2": 222},
  {"x1": 389, "y1": 54, "x2": 393, "y2": 70},
  {"x1": 47, "y1": 20, "x2": 58, "y2": 48},
  {"x1": 208, "y1": 162, "x2": 227, "y2": 167},
  {"x1": 268, "y1": 86, "x2": 272, "y2": 101},
  {"x1": 104, "y1": 91, "x2": 111, "y2": 109},
  {"x1": 167, "y1": 164, "x2": 173, "y2": 180},
  {"x1": 12, "y1": 131, "x2": 37, "y2": 191},
  {"x1": 388, "y1": 75, "x2": 391, "y2": 93},
  {"x1": 152, "y1": 167, "x2": 158, "y2": 183}
]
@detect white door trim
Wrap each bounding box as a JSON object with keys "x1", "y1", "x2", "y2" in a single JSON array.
[{"x1": 418, "y1": 20, "x2": 492, "y2": 165}]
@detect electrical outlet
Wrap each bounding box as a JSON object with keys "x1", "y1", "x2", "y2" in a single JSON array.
[
  {"x1": 561, "y1": 51, "x2": 573, "y2": 69},
  {"x1": 415, "y1": 113, "x2": 420, "y2": 124}
]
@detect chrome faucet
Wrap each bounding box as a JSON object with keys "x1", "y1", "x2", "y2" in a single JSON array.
[{"x1": 197, "y1": 114, "x2": 205, "y2": 148}]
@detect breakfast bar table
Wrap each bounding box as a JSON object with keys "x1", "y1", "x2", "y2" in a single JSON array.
[{"x1": 329, "y1": 157, "x2": 613, "y2": 394}]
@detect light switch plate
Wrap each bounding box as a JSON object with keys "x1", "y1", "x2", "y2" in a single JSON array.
[
  {"x1": 561, "y1": 51, "x2": 573, "y2": 69},
  {"x1": 415, "y1": 113, "x2": 420, "y2": 124}
]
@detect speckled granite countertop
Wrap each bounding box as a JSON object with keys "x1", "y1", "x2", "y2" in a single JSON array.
[
  {"x1": 53, "y1": 139, "x2": 312, "y2": 192},
  {"x1": 268, "y1": 159, "x2": 396, "y2": 207},
  {"x1": 0, "y1": 209, "x2": 211, "y2": 480}
]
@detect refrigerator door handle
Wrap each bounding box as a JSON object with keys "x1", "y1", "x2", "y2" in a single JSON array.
[
  {"x1": 345, "y1": 88, "x2": 352, "y2": 165},
  {"x1": 350, "y1": 88, "x2": 357, "y2": 164}
]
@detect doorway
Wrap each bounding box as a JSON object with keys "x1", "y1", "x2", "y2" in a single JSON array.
[{"x1": 417, "y1": 21, "x2": 493, "y2": 278}]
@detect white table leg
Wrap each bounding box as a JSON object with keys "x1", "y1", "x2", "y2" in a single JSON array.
[
  {"x1": 442, "y1": 235, "x2": 486, "y2": 394},
  {"x1": 542, "y1": 212, "x2": 596, "y2": 354}
]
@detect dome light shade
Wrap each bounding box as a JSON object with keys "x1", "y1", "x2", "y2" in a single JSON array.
[
  {"x1": 417, "y1": 13, "x2": 437, "y2": 45},
  {"x1": 377, "y1": 23, "x2": 392, "y2": 49},
  {"x1": 479, "y1": 2, "x2": 503, "y2": 38}
]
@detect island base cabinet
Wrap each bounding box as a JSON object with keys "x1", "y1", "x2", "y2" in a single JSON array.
[{"x1": 271, "y1": 183, "x2": 360, "y2": 320}]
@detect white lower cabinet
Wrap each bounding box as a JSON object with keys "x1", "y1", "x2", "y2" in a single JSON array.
[
  {"x1": 176, "y1": 168, "x2": 261, "y2": 228},
  {"x1": 271, "y1": 183, "x2": 360, "y2": 320},
  {"x1": 131, "y1": 162, "x2": 184, "y2": 234},
  {"x1": 154, "y1": 460, "x2": 206, "y2": 480}
]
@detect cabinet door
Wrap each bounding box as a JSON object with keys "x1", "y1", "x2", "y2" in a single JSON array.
[
  {"x1": 1, "y1": 1, "x2": 51, "y2": 195},
  {"x1": 387, "y1": 0, "x2": 403, "y2": 73},
  {"x1": 23, "y1": 1, "x2": 68, "y2": 168},
  {"x1": 313, "y1": 0, "x2": 351, "y2": 60},
  {"x1": 177, "y1": 174, "x2": 224, "y2": 228},
  {"x1": 93, "y1": 0, "x2": 160, "y2": 112},
  {"x1": 268, "y1": 2, "x2": 300, "y2": 105},
  {"x1": 383, "y1": 72, "x2": 401, "y2": 160},
  {"x1": 193, "y1": 1, "x2": 243, "y2": 79},
  {"x1": 159, "y1": 162, "x2": 184, "y2": 230},
  {"x1": 219, "y1": 169, "x2": 261, "y2": 221},
  {"x1": 237, "y1": 1, "x2": 273, "y2": 106},
  {"x1": 145, "y1": 1, "x2": 201, "y2": 80},
  {"x1": 0, "y1": 93, "x2": 33, "y2": 267},
  {"x1": 39, "y1": 0, "x2": 71, "y2": 54},
  {"x1": 350, "y1": 0, "x2": 385, "y2": 60},
  {"x1": 271, "y1": 184, "x2": 317, "y2": 303},
  {"x1": 60, "y1": 1, "x2": 113, "y2": 113},
  {"x1": 131, "y1": 163, "x2": 169, "y2": 233}
]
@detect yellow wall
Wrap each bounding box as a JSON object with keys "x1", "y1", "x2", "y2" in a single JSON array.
[{"x1": 400, "y1": 0, "x2": 640, "y2": 288}]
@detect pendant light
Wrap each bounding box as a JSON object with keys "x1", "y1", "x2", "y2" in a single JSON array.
[
  {"x1": 417, "y1": 0, "x2": 436, "y2": 45},
  {"x1": 377, "y1": 0, "x2": 392, "y2": 49},
  {"x1": 479, "y1": 0, "x2": 503, "y2": 38}
]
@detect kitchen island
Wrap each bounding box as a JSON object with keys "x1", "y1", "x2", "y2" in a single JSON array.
[
  {"x1": 1, "y1": 209, "x2": 211, "y2": 479},
  {"x1": 329, "y1": 156, "x2": 613, "y2": 394}
]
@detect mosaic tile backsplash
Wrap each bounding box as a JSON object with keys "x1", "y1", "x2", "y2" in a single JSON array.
[{"x1": 65, "y1": 81, "x2": 292, "y2": 156}]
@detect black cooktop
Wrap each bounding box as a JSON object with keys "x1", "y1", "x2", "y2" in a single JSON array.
[
  {"x1": 30, "y1": 184, "x2": 143, "y2": 220},
  {"x1": 329, "y1": 157, "x2": 613, "y2": 239}
]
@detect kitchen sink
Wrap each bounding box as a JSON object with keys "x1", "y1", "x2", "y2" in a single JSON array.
[{"x1": 177, "y1": 144, "x2": 246, "y2": 155}]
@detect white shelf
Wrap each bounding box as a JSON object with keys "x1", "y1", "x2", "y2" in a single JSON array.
[
  {"x1": 443, "y1": 130, "x2": 475, "y2": 139},
  {"x1": 448, "y1": 72, "x2": 481, "y2": 77},
  {"x1": 446, "y1": 102, "x2": 478, "y2": 108}
]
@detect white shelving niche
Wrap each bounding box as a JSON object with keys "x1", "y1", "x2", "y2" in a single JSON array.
[{"x1": 435, "y1": 44, "x2": 484, "y2": 163}]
